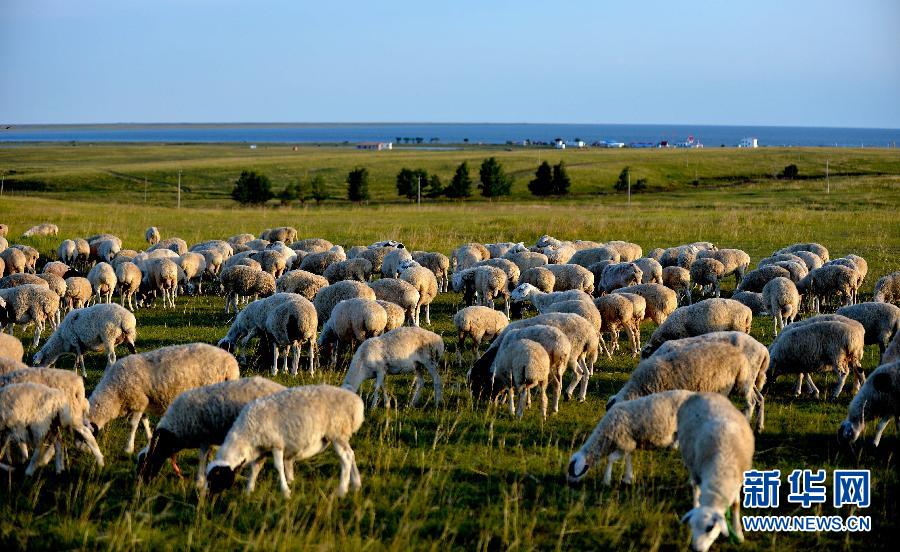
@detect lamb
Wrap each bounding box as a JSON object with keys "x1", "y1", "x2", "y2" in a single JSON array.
[
  {"x1": 206, "y1": 384, "x2": 364, "y2": 498},
  {"x1": 399, "y1": 261, "x2": 439, "y2": 326},
  {"x1": 22, "y1": 223, "x2": 59, "y2": 238},
  {"x1": 318, "y1": 298, "x2": 388, "y2": 368},
  {"x1": 495, "y1": 325, "x2": 572, "y2": 414},
  {"x1": 313, "y1": 280, "x2": 377, "y2": 324},
  {"x1": 633, "y1": 257, "x2": 663, "y2": 285},
  {"x1": 276, "y1": 269, "x2": 329, "y2": 300},
  {"x1": 300, "y1": 246, "x2": 346, "y2": 275},
  {"x1": 502, "y1": 250, "x2": 549, "y2": 273},
  {"x1": 600, "y1": 262, "x2": 643, "y2": 293},
  {"x1": 874, "y1": 271, "x2": 900, "y2": 305},
  {"x1": 88, "y1": 343, "x2": 240, "y2": 453},
  {"x1": 731, "y1": 291, "x2": 767, "y2": 316},
  {"x1": 614, "y1": 283, "x2": 678, "y2": 325},
  {"x1": 776, "y1": 242, "x2": 829, "y2": 263},
  {"x1": 689, "y1": 258, "x2": 725, "y2": 298},
  {"x1": 0, "y1": 382, "x2": 101, "y2": 476},
  {"x1": 377, "y1": 300, "x2": 405, "y2": 331},
  {"x1": 220, "y1": 265, "x2": 276, "y2": 313},
  {"x1": 115, "y1": 261, "x2": 142, "y2": 311},
  {"x1": 63, "y1": 276, "x2": 92, "y2": 311},
  {"x1": 545, "y1": 263, "x2": 594, "y2": 294},
  {"x1": 734, "y1": 265, "x2": 791, "y2": 293},
  {"x1": 696, "y1": 248, "x2": 750, "y2": 285},
  {"x1": 569, "y1": 246, "x2": 621, "y2": 267},
  {"x1": 381, "y1": 248, "x2": 413, "y2": 279},
  {"x1": 148, "y1": 237, "x2": 188, "y2": 255},
  {"x1": 836, "y1": 302, "x2": 900, "y2": 359},
  {"x1": 594, "y1": 294, "x2": 639, "y2": 356},
  {"x1": 0, "y1": 284, "x2": 60, "y2": 348},
  {"x1": 641, "y1": 298, "x2": 752, "y2": 358},
  {"x1": 491, "y1": 338, "x2": 551, "y2": 419},
  {"x1": 369, "y1": 278, "x2": 421, "y2": 326},
  {"x1": 677, "y1": 393, "x2": 754, "y2": 552},
  {"x1": 264, "y1": 294, "x2": 318, "y2": 376},
  {"x1": 87, "y1": 262, "x2": 117, "y2": 304},
  {"x1": 452, "y1": 243, "x2": 490, "y2": 271},
  {"x1": 663, "y1": 266, "x2": 692, "y2": 305},
  {"x1": 768, "y1": 317, "x2": 865, "y2": 399},
  {"x1": 145, "y1": 227, "x2": 161, "y2": 246},
  {"x1": 796, "y1": 264, "x2": 857, "y2": 313},
  {"x1": 342, "y1": 327, "x2": 444, "y2": 408},
  {"x1": 510, "y1": 283, "x2": 591, "y2": 312},
  {"x1": 0, "y1": 333, "x2": 24, "y2": 362},
  {"x1": 567, "y1": 390, "x2": 696, "y2": 485},
  {"x1": 453, "y1": 306, "x2": 509, "y2": 365},
  {"x1": 411, "y1": 251, "x2": 451, "y2": 292},
  {"x1": 323, "y1": 258, "x2": 373, "y2": 284},
  {"x1": 519, "y1": 266, "x2": 555, "y2": 293},
  {"x1": 762, "y1": 276, "x2": 800, "y2": 335},
  {"x1": 177, "y1": 252, "x2": 208, "y2": 294},
  {"x1": 0, "y1": 247, "x2": 26, "y2": 275},
  {"x1": 452, "y1": 266, "x2": 508, "y2": 316},
  {"x1": 33, "y1": 303, "x2": 137, "y2": 376},
  {"x1": 137, "y1": 376, "x2": 286, "y2": 485},
  {"x1": 837, "y1": 360, "x2": 899, "y2": 448}
]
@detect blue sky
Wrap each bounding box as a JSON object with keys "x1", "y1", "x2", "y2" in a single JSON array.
[{"x1": 2, "y1": 0, "x2": 898, "y2": 127}]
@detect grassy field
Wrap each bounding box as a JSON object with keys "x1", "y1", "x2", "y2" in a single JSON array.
[{"x1": 0, "y1": 145, "x2": 899, "y2": 551}]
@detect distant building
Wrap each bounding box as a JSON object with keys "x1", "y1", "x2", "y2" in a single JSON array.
[
  {"x1": 554, "y1": 138, "x2": 566, "y2": 149},
  {"x1": 739, "y1": 137, "x2": 759, "y2": 148},
  {"x1": 357, "y1": 142, "x2": 393, "y2": 150},
  {"x1": 568, "y1": 140, "x2": 585, "y2": 148}
]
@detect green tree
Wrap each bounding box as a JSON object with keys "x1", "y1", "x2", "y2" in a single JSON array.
[
  {"x1": 231, "y1": 170, "x2": 273, "y2": 205},
  {"x1": 528, "y1": 161, "x2": 553, "y2": 196},
  {"x1": 278, "y1": 182, "x2": 299, "y2": 206},
  {"x1": 614, "y1": 166, "x2": 631, "y2": 192},
  {"x1": 346, "y1": 167, "x2": 370, "y2": 203},
  {"x1": 445, "y1": 162, "x2": 472, "y2": 198},
  {"x1": 309, "y1": 174, "x2": 328, "y2": 205},
  {"x1": 478, "y1": 157, "x2": 513, "y2": 198},
  {"x1": 551, "y1": 161, "x2": 571, "y2": 195},
  {"x1": 425, "y1": 174, "x2": 444, "y2": 198},
  {"x1": 780, "y1": 164, "x2": 799, "y2": 180},
  {"x1": 396, "y1": 168, "x2": 429, "y2": 200}
]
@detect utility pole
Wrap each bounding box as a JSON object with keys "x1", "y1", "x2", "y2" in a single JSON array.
[
  {"x1": 627, "y1": 172, "x2": 631, "y2": 206},
  {"x1": 1, "y1": 174, "x2": 4, "y2": 197},
  {"x1": 177, "y1": 170, "x2": 182, "y2": 208},
  {"x1": 825, "y1": 160, "x2": 830, "y2": 194},
  {"x1": 144, "y1": 178, "x2": 148, "y2": 203},
  {"x1": 417, "y1": 175, "x2": 421, "y2": 206}
]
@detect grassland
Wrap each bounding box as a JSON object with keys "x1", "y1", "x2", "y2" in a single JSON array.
[{"x1": 0, "y1": 144, "x2": 898, "y2": 551}]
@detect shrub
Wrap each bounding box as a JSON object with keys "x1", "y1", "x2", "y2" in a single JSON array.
[{"x1": 231, "y1": 170, "x2": 273, "y2": 205}]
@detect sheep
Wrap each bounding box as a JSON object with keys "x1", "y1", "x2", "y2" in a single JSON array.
[
  {"x1": 491, "y1": 338, "x2": 551, "y2": 419},
  {"x1": 792, "y1": 250, "x2": 824, "y2": 271},
  {"x1": 89, "y1": 343, "x2": 240, "y2": 454},
  {"x1": 473, "y1": 258, "x2": 521, "y2": 292},
  {"x1": 145, "y1": 227, "x2": 161, "y2": 246},
  {"x1": 569, "y1": 246, "x2": 621, "y2": 267},
  {"x1": 0, "y1": 382, "x2": 101, "y2": 476},
  {"x1": 485, "y1": 242, "x2": 525, "y2": 258},
  {"x1": 318, "y1": 298, "x2": 388, "y2": 368},
  {"x1": 453, "y1": 306, "x2": 509, "y2": 365},
  {"x1": 86, "y1": 262, "x2": 117, "y2": 305},
  {"x1": 58, "y1": 240, "x2": 78, "y2": 266},
  {"x1": 836, "y1": 302, "x2": 900, "y2": 359},
  {"x1": 735, "y1": 265, "x2": 791, "y2": 293},
  {"x1": 260, "y1": 226, "x2": 298, "y2": 244},
  {"x1": 177, "y1": 252, "x2": 207, "y2": 294},
  {"x1": 43, "y1": 261, "x2": 70, "y2": 278},
  {"x1": 605, "y1": 240, "x2": 642, "y2": 262},
  {"x1": 115, "y1": 261, "x2": 142, "y2": 311},
  {"x1": 342, "y1": 326, "x2": 444, "y2": 409},
  {"x1": 452, "y1": 243, "x2": 490, "y2": 271},
  {"x1": 510, "y1": 283, "x2": 590, "y2": 312},
  {"x1": 0, "y1": 256, "x2": 5, "y2": 278},
  {"x1": 874, "y1": 271, "x2": 900, "y2": 305},
  {"x1": 632, "y1": 257, "x2": 663, "y2": 285},
  {"x1": 534, "y1": 235, "x2": 562, "y2": 249},
  {"x1": 250, "y1": 249, "x2": 287, "y2": 278},
  {"x1": 217, "y1": 296, "x2": 274, "y2": 357},
  {"x1": 381, "y1": 248, "x2": 413, "y2": 279},
  {"x1": 299, "y1": 246, "x2": 346, "y2": 276},
  {"x1": 646, "y1": 248, "x2": 665, "y2": 262},
  {"x1": 776, "y1": 242, "x2": 829, "y2": 263},
  {"x1": 10, "y1": 244, "x2": 38, "y2": 273},
  {"x1": 313, "y1": 280, "x2": 377, "y2": 325},
  {"x1": 276, "y1": 269, "x2": 329, "y2": 301},
  {"x1": 190, "y1": 239, "x2": 234, "y2": 258},
  {"x1": 689, "y1": 258, "x2": 725, "y2": 298},
  {"x1": 762, "y1": 276, "x2": 800, "y2": 335},
  {"x1": 0, "y1": 273, "x2": 49, "y2": 290},
  {"x1": 290, "y1": 238, "x2": 332, "y2": 253},
  {"x1": 0, "y1": 357, "x2": 28, "y2": 375},
  {"x1": 677, "y1": 393, "x2": 754, "y2": 552},
  {"x1": 373, "y1": 300, "x2": 402, "y2": 332},
  {"x1": 369, "y1": 278, "x2": 421, "y2": 326},
  {"x1": 837, "y1": 360, "x2": 899, "y2": 448},
  {"x1": 768, "y1": 317, "x2": 865, "y2": 399},
  {"x1": 797, "y1": 264, "x2": 857, "y2": 313},
  {"x1": 696, "y1": 248, "x2": 750, "y2": 286},
  {"x1": 136, "y1": 257, "x2": 179, "y2": 309},
  {"x1": 641, "y1": 298, "x2": 752, "y2": 358},
  {"x1": 731, "y1": 290, "x2": 767, "y2": 316},
  {"x1": 539, "y1": 299, "x2": 607, "y2": 357},
  {"x1": 659, "y1": 245, "x2": 693, "y2": 268},
  {"x1": 0, "y1": 247, "x2": 26, "y2": 275},
  {"x1": 758, "y1": 253, "x2": 804, "y2": 268},
  {"x1": 502, "y1": 250, "x2": 549, "y2": 273},
  {"x1": 148, "y1": 237, "x2": 188, "y2": 255},
  {"x1": 769, "y1": 260, "x2": 808, "y2": 283},
  {"x1": 543, "y1": 243, "x2": 577, "y2": 264},
  {"x1": 411, "y1": 251, "x2": 451, "y2": 292},
  {"x1": 355, "y1": 246, "x2": 394, "y2": 276},
  {"x1": 0, "y1": 333, "x2": 24, "y2": 362},
  {"x1": 206, "y1": 384, "x2": 363, "y2": 498},
  {"x1": 265, "y1": 294, "x2": 318, "y2": 376},
  {"x1": 73, "y1": 238, "x2": 91, "y2": 269},
  {"x1": 496, "y1": 325, "x2": 571, "y2": 414},
  {"x1": 398, "y1": 262, "x2": 438, "y2": 326},
  {"x1": 663, "y1": 266, "x2": 692, "y2": 305},
  {"x1": 323, "y1": 258, "x2": 373, "y2": 284},
  {"x1": 33, "y1": 303, "x2": 137, "y2": 376},
  {"x1": 519, "y1": 266, "x2": 555, "y2": 293},
  {"x1": 452, "y1": 266, "x2": 508, "y2": 316},
  {"x1": 600, "y1": 262, "x2": 642, "y2": 293},
  {"x1": 0, "y1": 284, "x2": 60, "y2": 348},
  {"x1": 220, "y1": 265, "x2": 275, "y2": 313},
  {"x1": 614, "y1": 283, "x2": 678, "y2": 326},
  {"x1": 22, "y1": 223, "x2": 59, "y2": 238},
  {"x1": 544, "y1": 263, "x2": 594, "y2": 294},
  {"x1": 0, "y1": 224, "x2": 6, "y2": 238},
  {"x1": 222, "y1": 250, "x2": 257, "y2": 271},
  {"x1": 594, "y1": 294, "x2": 639, "y2": 356},
  {"x1": 567, "y1": 390, "x2": 696, "y2": 485},
  {"x1": 89, "y1": 237, "x2": 121, "y2": 264},
  {"x1": 62, "y1": 276, "x2": 90, "y2": 311}
]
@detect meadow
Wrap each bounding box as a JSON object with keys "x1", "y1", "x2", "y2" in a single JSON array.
[{"x1": 0, "y1": 144, "x2": 899, "y2": 551}]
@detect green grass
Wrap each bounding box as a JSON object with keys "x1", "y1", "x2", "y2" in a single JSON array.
[{"x1": 0, "y1": 146, "x2": 898, "y2": 550}]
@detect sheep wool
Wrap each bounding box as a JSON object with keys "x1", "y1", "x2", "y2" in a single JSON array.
[
  {"x1": 641, "y1": 298, "x2": 752, "y2": 358},
  {"x1": 837, "y1": 360, "x2": 900, "y2": 448}
]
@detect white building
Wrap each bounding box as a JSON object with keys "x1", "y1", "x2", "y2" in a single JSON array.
[
  {"x1": 357, "y1": 142, "x2": 393, "y2": 150},
  {"x1": 739, "y1": 137, "x2": 759, "y2": 148},
  {"x1": 553, "y1": 138, "x2": 566, "y2": 149}
]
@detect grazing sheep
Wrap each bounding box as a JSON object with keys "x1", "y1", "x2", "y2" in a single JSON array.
[
  {"x1": 411, "y1": 251, "x2": 451, "y2": 292},
  {"x1": 569, "y1": 246, "x2": 621, "y2": 267},
  {"x1": 58, "y1": 240, "x2": 78, "y2": 266},
  {"x1": 539, "y1": 299, "x2": 607, "y2": 356},
  {"x1": 452, "y1": 266, "x2": 509, "y2": 316},
  {"x1": 452, "y1": 243, "x2": 490, "y2": 271},
  {"x1": 0, "y1": 247, "x2": 26, "y2": 275},
  {"x1": 453, "y1": 306, "x2": 510, "y2": 365},
  {"x1": 662, "y1": 266, "x2": 692, "y2": 305},
  {"x1": 276, "y1": 269, "x2": 329, "y2": 301},
  {"x1": 797, "y1": 264, "x2": 857, "y2": 313},
  {"x1": 250, "y1": 249, "x2": 287, "y2": 279},
  {"x1": 136, "y1": 258, "x2": 179, "y2": 309},
  {"x1": 148, "y1": 237, "x2": 188, "y2": 255},
  {"x1": 220, "y1": 265, "x2": 276, "y2": 313},
  {"x1": 483, "y1": 242, "x2": 522, "y2": 258},
  {"x1": 510, "y1": 283, "x2": 591, "y2": 312},
  {"x1": 73, "y1": 238, "x2": 90, "y2": 269},
  {"x1": 502, "y1": 250, "x2": 549, "y2": 273},
  {"x1": 0, "y1": 284, "x2": 60, "y2": 348},
  {"x1": 399, "y1": 262, "x2": 439, "y2": 326},
  {"x1": 33, "y1": 303, "x2": 137, "y2": 376},
  {"x1": 137, "y1": 376, "x2": 286, "y2": 485},
  {"x1": 519, "y1": 266, "x2": 555, "y2": 293},
  {"x1": 776, "y1": 242, "x2": 830, "y2": 263},
  {"x1": 769, "y1": 260, "x2": 808, "y2": 283},
  {"x1": 601, "y1": 262, "x2": 643, "y2": 293},
  {"x1": 0, "y1": 333, "x2": 24, "y2": 362},
  {"x1": 492, "y1": 338, "x2": 551, "y2": 419},
  {"x1": 659, "y1": 245, "x2": 693, "y2": 268},
  {"x1": 633, "y1": 257, "x2": 663, "y2": 285},
  {"x1": 318, "y1": 298, "x2": 388, "y2": 368},
  {"x1": 299, "y1": 246, "x2": 346, "y2": 275},
  {"x1": 381, "y1": 248, "x2": 413, "y2": 279},
  {"x1": 837, "y1": 360, "x2": 899, "y2": 448},
  {"x1": 12, "y1": 246, "x2": 39, "y2": 273},
  {"x1": 605, "y1": 240, "x2": 642, "y2": 262},
  {"x1": 0, "y1": 357, "x2": 28, "y2": 375},
  {"x1": 355, "y1": 246, "x2": 394, "y2": 276},
  {"x1": 594, "y1": 294, "x2": 639, "y2": 356},
  {"x1": 342, "y1": 327, "x2": 444, "y2": 408},
  {"x1": 646, "y1": 248, "x2": 665, "y2": 262},
  {"x1": 43, "y1": 261, "x2": 70, "y2": 278},
  {"x1": 696, "y1": 248, "x2": 750, "y2": 285},
  {"x1": 22, "y1": 223, "x2": 59, "y2": 238},
  {"x1": 567, "y1": 390, "x2": 695, "y2": 485},
  {"x1": 836, "y1": 302, "x2": 900, "y2": 359},
  {"x1": 614, "y1": 283, "x2": 678, "y2": 326},
  {"x1": 323, "y1": 258, "x2": 373, "y2": 284},
  {"x1": 762, "y1": 277, "x2": 800, "y2": 335},
  {"x1": 88, "y1": 237, "x2": 121, "y2": 264},
  {"x1": 735, "y1": 265, "x2": 791, "y2": 293},
  {"x1": 313, "y1": 280, "x2": 377, "y2": 325},
  {"x1": 260, "y1": 226, "x2": 298, "y2": 244},
  {"x1": 677, "y1": 393, "x2": 754, "y2": 552},
  {"x1": 206, "y1": 384, "x2": 364, "y2": 498},
  {"x1": 641, "y1": 298, "x2": 752, "y2": 358},
  {"x1": 544, "y1": 263, "x2": 594, "y2": 294},
  {"x1": 217, "y1": 296, "x2": 274, "y2": 357},
  {"x1": 496, "y1": 325, "x2": 571, "y2": 414},
  {"x1": 145, "y1": 227, "x2": 161, "y2": 246},
  {"x1": 115, "y1": 261, "x2": 142, "y2": 311},
  {"x1": 689, "y1": 258, "x2": 725, "y2": 298},
  {"x1": 473, "y1": 258, "x2": 521, "y2": 292},
  {"x1": 292, "y1": 237, "x2": 333, "y2": 253},
  {"x1": 89, "y1": 343, "x2": 240, "y2": 453},
  {"x1": 87, "y1": 262, "x2": 117, "y2": 305},
  {"x1": 874, "y1": 271, "x2": 900, "y2": 305},
  {"x1": 176, "y1": 252, "x2": 207, "y2": 294},
  {"x1": 369, "y1": 278, "x2": 421, "y2": 326},
  {"x1": 376, "y1": 300, "x2": 404, "y2": 331},
  {"x1": 731, "y1": 291, "x2": 767, "y2": 316},
  {"x1": 264, "y1": 294, "x2": 318, "y2": 376},
  {"x1": 758, "y1": 253, "x2": 804, "y2": 268},
  {"x1": 768, "y1": 317, "x2": 865, "y2": 399},
  {"x1": 0, "y1": 273, "x2": 49, "y2": 290},
  {"x1": 792, "y1": 250, "x2": 824, "y2": 271}
]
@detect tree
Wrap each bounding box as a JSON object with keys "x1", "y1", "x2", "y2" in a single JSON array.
[
  {"x1": 346, "y1": 167, "x2": 370, "y2": 203},
  {"x1": 231, "y1": 170, "x2": 273, "y2": 205},
  {"x1": 278, "y1": 183, "x2": 299, "y2": 206},
  {"x1": 445, "y1": 162, "x2": 472, "y2": 198},
  {"x1": 309, "y1": 174, "x2": 328, "y2": 205},
  {"x1": 396, "y1": 168, "x2": 428, "y2": 200},
  {"x1": 780, "y1": 164, "x2": 799, "y2": 180},
  {"x1": 478, "y1": 157, "x2": 513, "y2": 198},
  {"x1": 528, "y1": 161, "x2": 553, "y2": 196},
  {"x1": 614, "y1": 166, "x2": 631, "y2": 192},
  {"x1": 551, "y1": 161, "x2": 571, "y2": 195},
  {"x1": 425, "y1": 174, "x2": 444, "y2": 198}
]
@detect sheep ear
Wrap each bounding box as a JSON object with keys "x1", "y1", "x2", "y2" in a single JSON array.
[
  {"x1": 680, "y1": 509, "x2": 696, "y2": 524},
  {"x1": 716, "y1": 513, "x2": 729, "y2": 536}
]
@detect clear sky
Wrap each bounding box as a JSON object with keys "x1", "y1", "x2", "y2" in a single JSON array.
[{"x1": 2, "y1": 0, "x2": 898, "y2": 127}]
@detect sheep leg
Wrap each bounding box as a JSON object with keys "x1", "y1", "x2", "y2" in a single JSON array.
[
  {"x1": 872, "y1": 417, "x2": 893, "y2": 447},
  {"x1": 195, "y1": 446, "x2": 210, "y2": 487},
  {"x1": 370, "y1": 371, "x2": 385, "y2": 409},
  {"x1": 105, "y1": 339, "x2": 117, "y2": 368},
  {"x1": 53, "y1": 439, "x2": 65, "y2": 474},
  {"x1": 516, "y1": 386, "x2": 528, "y2": 419},
  {"x1": 308, "y1": 340, "x2": 315, "y2": 375},
  {"x1": 290, "y1": 343, "x2": 300, "y2": 376},
  {"x1": 271, "y1": 448, "x2": 291, "y2": 499},
  {"x1": 124, "y1": 411, "x2": 144, "y2": 454},
  {"x1": 831, "y1": 368, "x2": 849, "y2": 399},
  {"x1": 539, "y1": 384, "x2": 548, "y2": 420},
  {"x1": 793, "y1": 374, "x2": 805, "y2": 396},
  {"x1": 25, "y1": 441, "x2": 52, "y2": 477},
  {"x1": 578, "y1": 359, "x2": 591, "y2": 402},
  {"x1": 692, "y1": 480, "x2": 701, "y2": 508},
  {"x1": 456, "y1": 334, "x2": 465, "y2": 366},
  {"x1": 599, "y1": 334, "x2": 611, "y2": 359},
  {"x1": 427, "y1": 363, "x2": 443, "y2": 406},
  {"x1": 425, "y1": 303, "x2": 431, "y2": 326},
  {"x1": 332, "y1": 439, "x2": 354, "y2": 496},
  {"x1": 804, "y1": 373, "x2": 821, "y2": 398},
  {"x1": 623, "y1": 451, "x2": 634, "y2": 484},
  {"x1": 564, "y1": 362, "x2": 583, "y2": 400},
  {"x1": 508, "y1": 388, "x2": 516, "y2": 415},
  {"x1": 732, "y1": 499, "x2": 745, "y2": 543},
  {"x1": 245, "y1": 457, "x2": 265, "y2": 494},
  {"x1": 504, "y1": 297, "x2": 510, "y2": 320},
  {"x1": 753, "y1": 388, "x2": 765, "y2": 432},
  {"x1": 271, "y1": 342, "x2": 280, "y2": 376},
  {"x1": 32, "y1": 320, "x2": 43, "y2": 349},
  {"x1": 603, "y1": 451, "x2": 622, "y2": 486},
  {"x1": 73, "y1": 424, "x2": 104, "y2": 468},
  {"x1": 409, "y1": 372, "x2": 425, "y2": 408},
  {"x1": 551, "y1": 374, "x2": 562, "y2": 413},
  {"x1": 284, "y1": 458, "x2": 295, "y2": 484}
]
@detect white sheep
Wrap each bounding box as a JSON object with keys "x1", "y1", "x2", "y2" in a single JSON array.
[
  {"x1": 452, "y1": 243, "x2": 490, "y2": 271},
  {"x1": 58, "y1": 240, "x2": 78, "y2": 266},
  {"x1": 662, "y1": 265, "x2": 692, "y2": 305},
  {"x1": 594, "y1": 294, "x2": 639, "y2": 356},
  {"x1": 63, "y1": 276, "x2": 92, "y2": 312},
  {"x1": 837, "y1": 360, "x2": 899, "y2": 448},
  {"x1": 510, "y1": 283, "x2": 590, "y2": 312},
  {"x1": 313, "y1": 279, "x2": 377, "y2": 325},
  {"x1": 381, "y1": 248, "x2": 413, "y2": 279},
  {"x1": 495, "y1": 325, "x2": 572, "y2": 414},
  {"x1": 677, "y1": 393, "x2": 754, "y2": 552},
  {"x1": 641, "y1": 298, "x2": 752, "y2": 358},
  {"x1": 569, "y1": 246, "x2": 621, "y2": 267},
  {"x1": 0, "y1": 284, "x2": 60, "y2": 348},
  {"x1": 600, "y1": 262, "x2": 643, "y2": 293},
  {"x1": 115, "y1": 261, "x2": 142, "y2": 311},
  {"x1": 567, "y1": 390, "x2": 696, "y2": 485},
  {"x1": 731, "y1": 290, "x2": 767, "y2": 316},
  {"x1": 544, "y1": 263, "x2": 594, "y2": 294},
  {"x1": 88, "y1": 343, "x2": 240, "y2": 453},
  {"x1": 265, "y1": 293, "x2": 318, "y2": 376},
  {"x1": 136, "y1": 257, "x2": 180, "y2": 309},
  {"x1": 206, "y1": 384, "x2": 364, "y2": 498},
  {"x1": 502, "y1": 250, "x2": 549, "y2": 273},
  {"x1": 696, "y1": 248, "x2": 751, "y2": 285},
  {"x1": 491, "y1": 338, "x2": 550, "y2": 419},
  {"x1": 369, "y1": 277, "x2": 421, "y2": 325},
  {"x1": 411, "y1": 251, "x2": 451, "y2": 292},
  {"x1": 145, "y1": 227, "x2": 161, "y2": 246},
  {"x1": 323, "y1": 258, "x2": 374, "y2": 284},
  {"x1": 22, "y1": 223, "x2": 59, "y2": 238},
  {"x1": 689, "y1": 258, "x2": 725, "y2": 298},
  {"x1": 776, "y1": 242, "x2": 829, "y2": 263},
  {"x1": 453, "y1": 306, "x2": 509, "y2": 365},
  {"x1": 342, "y1": 326, "x2": 444, "y2": 409},
  {"x1": 0, "y1": 247, "x2": 26, "y2": 276},
  {"x1": 148, "y1": 237, "x2": 188, "y2": 255},
  {"x1": 299, "y1": 246, "x2": 346, "y2": 275},
  {"x1": 220, "y1": 265, "x2": 276, "y2": 313},
  {"x1": 319, "y1": 298, "x2": 388, "y2": 368},
  {"x1": 762, "y1": 276, "x2": 800, "y2": 335},
  {"x1": 0, "y1": 333, "x2": 24, "y2": 362},
  {"x1": 835, "y1": 301, "x2": 900, "y2": 360},
  {"x1": 614, "y1": 283, "x2": 678, "y2": 326},
  {"x1": 633, "y1": 257, "x2": 663, "y2": 285},
  {"x1": 874, "y1": 271, "x2": 900, "y2": 305},
  {"x1": 452, "y1": 266, "x2": 509, "y2": 316},
  {"x1": 177, "y1": 252, "x2": 207, "y2": 294},
  {"x1": 797, "y1": 264, "x2": 857, "y2": 313},
  {"x1": 276, "y1": 269, "x2": 329, "y2": 300}
]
